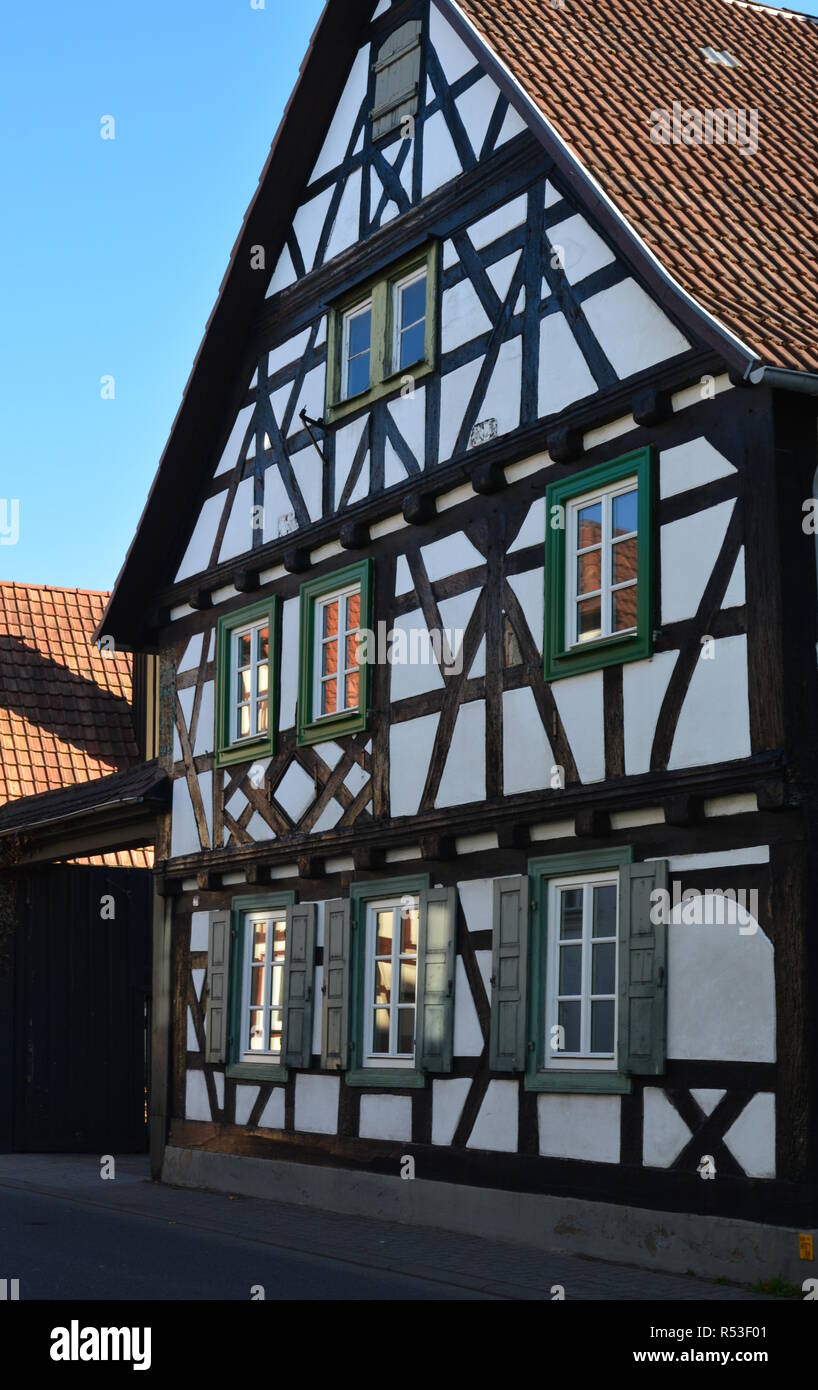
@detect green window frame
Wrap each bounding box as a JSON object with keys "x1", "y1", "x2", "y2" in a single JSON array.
[
  {"x1": 346, "y1": 874, "x2": 431, "y2": 1088},
  {"x1": 325, "y1": 242, "x2": 439, "y2": 424},
  {"x1": 544, "y1": 446, "x2": 653, "y2": 681},
  {"x1": 215, "y1": 597, "x2": 278, "y2": 768},
  {"x1": 226, "y1": 891, "x2": 296, "y2": 1084},
  {"x1": 297, "y1": 559, "x2": 373, "y2": 746}
]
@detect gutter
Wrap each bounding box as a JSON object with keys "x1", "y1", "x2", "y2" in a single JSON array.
[{"x1": 758, "y1": 367, "x2": 818, "y2": 395}]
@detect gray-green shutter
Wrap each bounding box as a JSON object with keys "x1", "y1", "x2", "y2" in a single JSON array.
[
  {"x1": 489, "y1": 876, "x2": 530, "y2": 1071},
  {"x1": 416, "y1": 887, "x2": 456, "y2": 1072},
  {"x1": 282, "y1": 903, "x2": 317, "y2": 1069},
  {"x1": 618, "y1": 860, "x2": 669, "y2": 1075},
  {"x1": 321, "y1": 899, "x2": 351, "y2": 1070},
  {"x1": 205, "y1": 909, "x2": 232, "y2": 1064},
  {"x1": 371, "y1": 19, "x2": 422, "y2": 140}
]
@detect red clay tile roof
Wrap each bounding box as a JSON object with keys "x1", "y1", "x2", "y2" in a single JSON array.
[
  {"x1": 0, "y1": 583, "x2": 141, "y2": 803},
  {"x1": 456, "y1": 0, "x2": 818, "y2": 371}
]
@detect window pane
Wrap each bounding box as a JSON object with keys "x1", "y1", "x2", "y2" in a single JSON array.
[
  {"x1": 348, "y1": 308, "x2": 371, "y2": 358},
  {"x1": 374, "y1": 961, "x2": 392, "y2": 1005},
  {"x1": 322, "y1": 601, "x2": 339, "y2": 640},
  {"x1": 559, "y1": 944, "x2": 581, "y2": 996},
  {"x1": 250, "y1": 967, "x2": 264, "y2": 1008},
  {"x1": 376, "y1": 910, "x2": 393, "y2": 955},
  {"x1": 401, "y1": 276, "x2": 426, "y2": 328},
  {"x1": 273, "y1": 920, "x2": 287, "y2": 960},
  {"x1": 269, "y1": 1010, "x2": 283, "y2": 1054},
  {"x1": 577, "y1": 596, "x2": 602, "y2": 641},
  {"x1": 401, "y1": 907, "x2": 418, "y2": 952},
  {"x1": 257, "y1": 627, "x2": 269, "y2": 661},
  {"x1": 558, "y1": 999, "x2": 581, "y2": 1053},
  {"x1": 345, "y1": 634, "x2": 360, "y2": 670},
  {"x1": 613, "y1": 586, "x2": 638, "y2": 632},
  {"x1": 238, "y1": 669, "x2": 252, "y2": 700},
  {"x1": 577, "y1": 551, "x2": 601, "y2": 597},
  {"x1": 346, "y1": 590, "x2": 361, "y2": 630},
  {"x1": 252, "y1": 924, "x2": 267, "y2": 963},
  {"x1": 249, "y1": 1011, "x2": 264, "y2": 1051},
  {"x1": 270, "y1": 964, "x2": 284, "y2": 1009},
  {"x1": 613, "y1": 535, "x2": 638, "y2": 584},
  {"x1": 593, "y1": 885, "x2": 617, "y2": 937},
  {"x1": 592, "y1": 941, "x2": 616, "y2": 995},
  {"x1": 577, "y1": 502, "x2": 602, "y2": 549},
  {"x1": 559, "y1": 889, "x2": 583, "y2": 939},
  {"x1": 321, "y1": 678, "x2": 337, "y2": 716},
  {"x1": 323, "y1": 639, "x2": 338, "y2": 676},
  {"x1": 372, "y1": 1008, "x2": 390, "y2": 1053},
  {"x1": 397, "y1": 1007, "x2": 414, "y2": 1054},
  {"x1": 257, "y1": 699, "x2": 268, "y2": 733},
  {"x1": 347, "y1": 351, "x2": 370, "y2": 398},
  {"x1": 238, "y1": 633, "x2": 252, "y2": 667},
  {"x1": 591, "y1": 999, "x2": 615, "y2": 1053},
  {"x1": 239, "y1": 705, "x2": 251, "y2": 737},
  {"x1": 257, "y1": 663, "x2": 269, "y2": 695},
  {"x1": 399, "y1": 961, "x2": 417, "y2": 1004},
  {"x1": 400, "y1": 320, "x2": 426, "y2": 370},
  {"x1": 613, "y1": 489, "x2": 637, "y2": 536},
  {"x1": 345, "y1": 670, "x2": 360, "y2": 709}
]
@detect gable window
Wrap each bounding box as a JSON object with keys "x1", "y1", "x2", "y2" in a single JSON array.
[
  {"x1": 297, "y1": 560, "x2": 372, "y2": 745},
  {"x1": 371, "y1": 19, "x2": 422, "y2": 142},
  {"x1": 215, "y1": 598, "x2": 278, "y2": 767},
  {"x1": 326, "y1": 243, "x2": 439, "y2": 424},
  {"x1": 544, "y1": 447, "x2": 652, "y2": 681}
]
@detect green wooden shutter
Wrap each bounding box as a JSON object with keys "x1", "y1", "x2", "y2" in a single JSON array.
[
  {"x1": 321, "y1": 899, "x2": 351, "y2": 1070},
  {"x1": 371, "y1": 20, "x2": 422, "y2": 139},
  {"x1": 489, "y1": 876, "x2": 530, "y2": 1072},
  {"x1": 618, "y1": 860, "x2": 669, "y2": 1075},
  {"x1": 205, "y1": 909, "x2": 232, "y2": 1064},
  {"x1": 282, "y1": 903, "x2": 317, "y2": 1069},
  {"x1": 416, "y1": 887, "x2": 457, "y2": 1072}
]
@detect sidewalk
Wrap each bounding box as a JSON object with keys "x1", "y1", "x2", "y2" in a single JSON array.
[{"x1": 0, "y1": 1153, "x2": 771, "y2": 1300}]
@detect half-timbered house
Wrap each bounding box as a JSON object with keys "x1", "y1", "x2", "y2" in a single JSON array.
[{"x1": 98, "y1": 0, "x2": 818, "y2": 1277}]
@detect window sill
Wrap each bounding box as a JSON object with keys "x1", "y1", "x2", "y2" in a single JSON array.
[
  {"x1": 524, "y1": 1070, "x2": 632, "y2": 1094},
  {"x1": 545, "y1": 630, "x2": 652, "y2": 682},
  {"x1": 325, "y1": 358, "x2": 435, "y2": 427},
  {"x1": 345, "y1": 1067, "x2": 427, "y2": 1089},
  {"x1": 227, "y1": 1062, "x2": 289, "y2": 1084},
  {"x1": 216, "y1": 736, "x2": 274, "y2": 770},
  {"x1": 297, "y1": 707, "x2": 369, "y2": 747}
]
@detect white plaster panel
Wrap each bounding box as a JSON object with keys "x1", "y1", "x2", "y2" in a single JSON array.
[
  {"x1": 723, "y1": 547, "x2": 746, "y2": 608},
  {"x1": 190, "y1": 911, "x2": 209, "y2": 952},
  {"x1": 294, "y1": 1074, "x2": 340, "y2": 1135},
  {"x1": 191, "y1": 968, "x2": 205, "y2": 1002},
  {"x1": 479, "y1": 334, "x2": 522, "y2": 439},
  {"x1": 667, "y1": 907, "x2": 775, "y2": 1063},
  {"x1": 185, "y1": 1071, "x2": 211, "y2": 1122},
  {"x1": 421, "y1": 109, "x2": 462, "y2": 197},
  {"x1": 344, "y1": 761, "x2": 369, "y2": 798},
  {"x1": 171, "y1": 777, "x2": 201, "y2": 858},
  {"x1": 324, "y1": 167, "x2": 362, "y2": 264},
  {"x1": 175, "y1": 494, "x2": 223, "y2": 583},
  {"x1": 506, "y1": 568, "x2": 543, "y2": 652},
  {"x1": 690, "y1": 1088, "x2": 726, "y2": 1116},
  {"x1": 262, "y1": 464, "x2": 297, "y2": 544},
  {"x1": 537, "y1": 1095, "x2": 621, "y2": 1163},
  {"x1": 669, "y1": 635, "x2": 751, "y2": 769},
  {"x1": 441, "y1": 278, "x2": 492, "y2": 353},
  {"x1": 186, "y1": 1007, "x2": 198, "y2": 1053},
  {"x1": 432, "y1": 1078, "x2": 472, "y2": 1146},
  {"x1": 177, "y1": 633, "x2": 203, "y2": 675},
  {"x1": 359, "y1": 1094, "x2": 413, "y2": 1142},
  {"x1": 275, "y1": 761, "x2": 316, "y2": 824},
  {"x1": 279, "y1": 599, "x2": 299, "y2": 730},
  {"x1": 421, "y1": 531, "x2": 483, "y2": 582},
  {"x1": 258, "y1": 1088, "x2": 286, "y2": 1130},
  {"x1": 315, "y1": 741, "x2": 344, "y2": 770},
  {"x1": 547, "y1": 214, "x2": 616, "y2": 286},
  {"x1": 476, "y1": 949, "x2": 491, "y2": 1002},
  {"x1": 453, "y1": 957, "x2": 484, "y2": 1056},
  {"x1": 468, "y1": 194, "x2": 528, "y2": 252},
  {"x1": 246, "y1": 811, "x2": 275, "y2": 842},
  {"x1": 311, "y1": 801, "x2": 343, "y2": 834},
  {"x1": 469, "y1": 636, "x2": 486, "y2": 678},
  {"x1": 235, "y1": 1085, "x2": 260, "y2": 1127},
  {"x1": 486, "y1": 249, "x2": 522, "y2": 303},
  {"x1": 455, "y1": 73, "x2": 500, "y2": 158},
  {"x1": 723, "y1": 1094, "x2": 775, "y2": 1178},
  {"x1": 309, "y1": 45, "x2": 370, "y2": 184},
  {"x1": 225, "y1": 787, "x2": 248, "y2": 822},
  {"x1": 496, "y1": 105, "x2": 527, "y2": 146},
  {"x1": 312, "y1": 965, "x2": 323, "y2": 1057},
  {"x1": 387, "y1": 384, "x2": 426, "y2": 465},
  {"x1": 192, "y1": 681, "x2": 215, "y2": 758},
  {"x1": 467, "y1": 1080, "x2": 518, "y2": 1152},
  {"x1": 457, "y1": 878, "x2": 495, "y2": 934},
  {"x1": 661, "y1": 501, "x2": 734, "y2": 625},
  {"x1": 622, "y1": 652, "x2": 677, "y2": 776},
  {"x1": 551, "y1": 670, "x2": 605, "y2": 783},
  {"x1": 503, "y1": 687, "x2": 554, "y2": 794},
  {"x1": 291, "y1": 446, "x2": 324, "y2": 525},
  {"x1": 292, "y1": 185, "x2": 334, "y2": 275},
  {"x1": 218, "y1": 476, "x2": 255, "y2": 564},
  {"x1": 266, "y1": 243, "x2": 297, "y2": 297},
  {"x1": 439, "y1": 357, "x2": 482, "y2": 461},
  {"x1": 177, "y1": 686, "x2": 194, "y2": 738},
  {"x1": 389, "y1": 713, "x2": 440, "y2": 818},
  {"x1": 436, "y1": 700, "x2": 486, "y2": 807},
  {"x1": 437, "y1": 587, "x2": 482, "y2": 671},
  {"x1": 268, "y1": 328, "x2": 311, "y2": 381},
  {"x1": 430, "y1": 5, "x2": 478, "y2": 84},
  {"x1": 660, "y1": 438, "x2": 737, "y2": 499},
  {"x1": 335, "y1": 416, "x2": 368, "y2": 508},
  {"x1": 538, "y1": 312, "x2": 597, "y2": 418},
  {"x1": 389, "y1": 608, "x2": 446, "y2": 701},
  {"x1": 582, "y1": 279, "x2": 690, "y2": 378},
  {"x1": 214, "y1": 403, "x2": 255, "y2": 478},
  {"x1": 643, "y1": 1088, "x2": 692, "y2": 1168}
]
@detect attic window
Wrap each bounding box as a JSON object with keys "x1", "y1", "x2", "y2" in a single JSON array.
[
  {"x1": 371, "y1": 19, "x2": 422, "y2": 140},
  {"x1": 701, "y1": 46, "x2": 739, "y2": 67}
]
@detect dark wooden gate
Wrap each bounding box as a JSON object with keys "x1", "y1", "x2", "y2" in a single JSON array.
[{"x1": 11, "y1": 864, "x2": 152, "y2": 1153}]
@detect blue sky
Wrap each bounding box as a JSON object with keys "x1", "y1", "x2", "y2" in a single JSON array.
[{"x1": 1, "y1": 0, "x2": 816, "y2": 592}]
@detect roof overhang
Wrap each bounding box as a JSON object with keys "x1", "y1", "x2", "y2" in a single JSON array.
[{"x1": 0, "y1": 763, "x2": 170, "y2": 866}]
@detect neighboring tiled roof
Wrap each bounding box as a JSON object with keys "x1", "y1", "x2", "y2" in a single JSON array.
[
  {"x1": 0, "y1": 583, "x2": 141, "y2": 802},
  {"x1": 456, "y1": 0, "x2": 818, "y2": 371},
  {"x1": 0, "y1": 762, "x2": 168, "y2": 837}
]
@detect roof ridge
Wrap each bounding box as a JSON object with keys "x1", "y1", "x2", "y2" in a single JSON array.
[{"x1": 0, "y1": 581, "x2": 112, "y2": 598}]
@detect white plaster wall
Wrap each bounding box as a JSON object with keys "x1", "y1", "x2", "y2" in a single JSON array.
[
  {"x1": 660, "y1": 438, "x2": 737, "y2": 498},
  {"x1": 441, "y1": 278, "x2": 492, "y2": 354},
  {"x1": 430, "y1": 5, "x2": 477, "y2": 85},
  {"x1": 386, "y1": 386, "x2": 426, "y2": 468},
  {"x1": 669, "y1": 635, "x2": 751, "y2": 769},
  {"x1": 215, "y1": 403, "x2": 254, "y2": 478},
  {"x1": 190, "y1": 911, "x2": 209, "y2": 952},
  {"x1": 308, "y1": 44, "x2": 370, "y2": 185},
  {"x1": 467, "y1": 194, "x2": 528, "y2": 251},
  {"x1": 294, "y1": 1074, "x2": 340, "y2": 1135},
  {"x1": 359, "y1": 1094, "x2": 412, "y2": 1142},
  {"x1": 643, "y1": 1088, "x2": 692, "y2": 1168},
  {"x1": 509, "y1": 496, "x2": 546, "y2": 554},
  {"x1": 422, "y1": 531, "x2": 484, "y2": 583},
  {"x1": 218, "y1": 476, "x2": 255, "y2": 564},
  {"x1": 389, "y1": 609, "x2": 446, "y2": 701},
  {"x1": 622, "y1": 652, "x2": 677, "y2": 776},
  {"x1": 432, "y1": 1078, "x2": 472, "y2": 1146},
  {"x1": 324, "y1": 167, "x2": 363, "y2": 263},
  {"x1": 661, "y1": 501, "x2": 735, "y2": 625},
  {"x1": 456, "y1": 73, "x2": 501, "y2": 157},
  {"x1": 506, "y1": 567, "x2": 543, "y2": 651},
  {"x1": 258, "y1": 1088, "x2": 286, "y2": 1130},
  {"x1": 175, "y1": 494, "x2": 223, "y2": 583},
  {"x1": 466, "y1": 1080, "x2": 518, "y2": 1153},
  {"x1": 235, "y1": 1085, "x2": 259, "y2": 1127},
  {"x1": 723, "y1": 1094, "x2": 775, "y2": 1178},
  {"x1": 421, "y1": 108, "x2": 462, "y2": 197},
  {"x1": 582, "y1": 279, "x2": 690, "y2": 378},
  {"x1": 192, "y1": 681, "x2": 215, "y2": 758},
  {"x1": 390, "y1": 713, "x2": 439, "y2": 817},
  {"x1": 667, "y1": 904, "x2": 775, "y2": 1062},
  {"x1": 171, "y1": 778, "x2": 201, "y2": 858},
  {"x1": 439, "y1": 358, "x2": 482, "y2": 461},
  {"x1": 275, "y1": 761, "x2": 316, "y2": 824},
  {"x1": 278, "y1": 599, "x2": 299, "y2": 730},
  {"x1": 538, "y1": 311, "x2": 597, "y2": 418},
  {"x1": 185, "y1": 1071, "x2": 211, "y2": 1122},
  {"x1": 453, "y1": 957, "x2": 484, "y2": 1055},
  {"x1": 436, "y1": 699, "x2": 486, "y2": 807},
  {"x1": 547, "y1": 213, "x2": 615, "y2": 286},
  {"x1": 538, "y1": 1095, "x2": 621, "y2": 1163},
  {"x1": 458, "y1": 877, "x2": 496, "y2": 933},
  {"x1": 551, "y1": 670, "x2": 605, "y2": 782},
  {"x1": 503, "y1": 687, "x2": 554, "y2": 793},
  {"x1": 480, "y1": 334, "x2": 522, "y2": 438}
]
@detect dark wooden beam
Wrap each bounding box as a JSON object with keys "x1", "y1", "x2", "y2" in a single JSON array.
[
  {"x1": 189, "y1": 589, "x2": 212, "y2": 612},
  {"x1": 284, "y1": 546, "x2": 311, "y2": 574},
  {"x1": 547, "y1": 425, "x2": 584, "y2": 464},
  {"x1": 664, "y1": 794, "x2": 703, "y2": 828},
  {"x1": 471, "y1": 460, "x2": 507, "y2": 495},
  {"x1": 575, "y1": 808, "x2": 610, "y2": 838},
  {"x1": 339, "y1": 521, "x2": 370, "y2": 550},
  {"x1": 632, "y1": 386, "x2": 672, "y2": 427},
  {"x1": 352, "y1": 845, "x2": 385, "y2": 871},
  {"x1": 403, "y1": 493, "x2": 436, "y2": 526},
  {"x1": 420, "y1": 833, "x2": 456, "y2": 861},
  {"x1": 233, "y1": 569, "x2": 260, "y2": 594}
]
